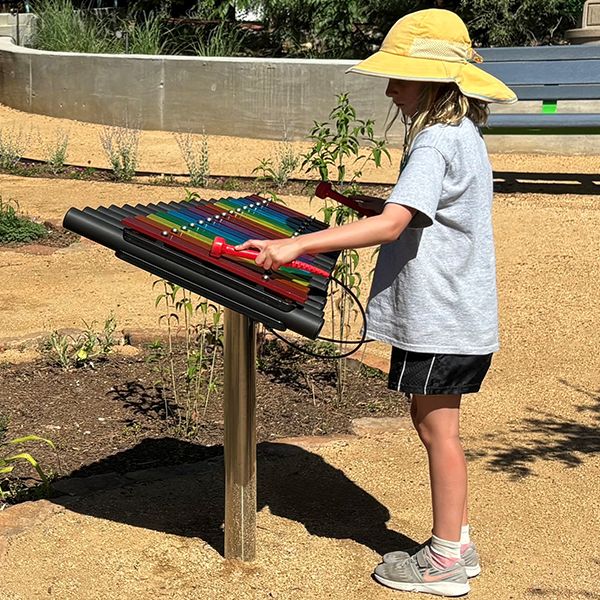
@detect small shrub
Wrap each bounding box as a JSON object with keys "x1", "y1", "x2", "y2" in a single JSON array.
[
  {"x1": 0, "y1": 127, "x2": 29, "y2": 170},
  {"x1": 43, "y1": 313, "x2": 119, "y2": 370},
  {"x1": 100, "y1": 124, "x2": 140, "y2": 181},
  {"x1": 302, "y1": 92, "x2": 390, "y2": 187},
  {"x1": 302, "y1": 92, "x2": 390, "y2": 402},
  {"x1": 0, "y1": 197, "x2": 47, "y2": 244},
  {"x1": 222, "y1": 177, "x2": 241, "y2": 191},
  {"x1": 252, "y1": 138, "x2": 300, "y2": 188},
  {"x1": 153, "y1": 280, "x2": 224, "y2": 436},
  {"x1": 43, "y1": 128, "x2": 69, "y2": 173},
  {"x1": 173, "y1": 131, "x2": 210, "y2": 187}
]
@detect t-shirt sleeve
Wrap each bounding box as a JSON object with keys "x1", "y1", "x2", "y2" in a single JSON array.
[{"x1": 385, "y1": 146, "x2": 446, "y2": 228}]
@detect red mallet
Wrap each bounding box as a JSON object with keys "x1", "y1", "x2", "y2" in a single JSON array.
[
  {"x1": 314, "y1": 182, "x2": 377, "y2": 217},
  {"x1": 210, "y1": 236, "x2": 329, "y2": 278}
]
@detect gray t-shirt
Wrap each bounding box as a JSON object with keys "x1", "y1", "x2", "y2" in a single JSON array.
[{"x1": 366, "y1": 118, "x2": 499, "y2": 355}]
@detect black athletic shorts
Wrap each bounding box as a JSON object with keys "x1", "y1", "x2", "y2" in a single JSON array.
[{"x1": 388, "y1": 348, "x2": 493, "y2": 395}]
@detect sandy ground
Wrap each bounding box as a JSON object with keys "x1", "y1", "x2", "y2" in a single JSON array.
[{"x1": 0, "y1": 106, "x2": 599, "y2": 599}]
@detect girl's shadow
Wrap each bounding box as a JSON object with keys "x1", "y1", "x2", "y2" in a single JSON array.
[
  {"x1": 52, "y1": 438, "x2": 417, "y2": 557},
  {"x1": 258, "y1": 442, "x2": 415, "y2": 556}
]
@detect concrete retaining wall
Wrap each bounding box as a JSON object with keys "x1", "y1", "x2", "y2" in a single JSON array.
[
  {"x1": 0, "y1": 14, "x2": 36, "y2": 46},
  {"x1": 1, "y1": 37, "x2": 599, "y2": 154}
]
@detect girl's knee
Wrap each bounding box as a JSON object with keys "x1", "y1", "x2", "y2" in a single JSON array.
[
  {"x1": 410, "y1": 393, "x2": 462, "y2": 446},
  {"x1": 415, "y1": 422, "x2": 436, "y2": 449}
]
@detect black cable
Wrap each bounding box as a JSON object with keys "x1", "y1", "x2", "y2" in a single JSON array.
[{"x1": 265, "y1": 274, "x2": 373, "y2": 360}]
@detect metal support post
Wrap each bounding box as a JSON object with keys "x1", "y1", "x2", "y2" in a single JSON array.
[{"x1": 223, "y1": 309, "x2": 257, "y2": 561}]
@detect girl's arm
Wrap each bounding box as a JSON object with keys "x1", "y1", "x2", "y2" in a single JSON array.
[{"x1": 236, "y1": 203, "x2": 415, "y2": 271}]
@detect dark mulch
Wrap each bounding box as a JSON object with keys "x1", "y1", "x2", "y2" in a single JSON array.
[
  {"x1": 3, "y1": 159, "x2": 394, "y2": 199},
  {"x1": 38, "y1": 221, "x2": 81, "y2": 247},
  {"x1": 40, "y1": 222, "x2": 81, "y2": 247},
  {"x1": 1, "y1": 339, "x2": 406, "y2": 499}
]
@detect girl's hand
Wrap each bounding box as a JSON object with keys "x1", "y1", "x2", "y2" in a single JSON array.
[
  {"x1": 235, "y1": 238, "x2": 304, "y2": 271},
  {"x1": 348, "y1": 194, "x2": 386, "y2": 215}
]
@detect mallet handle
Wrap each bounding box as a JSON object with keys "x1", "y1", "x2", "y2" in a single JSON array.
[
  {"x1": 314, "y1": 182, "x2": 377, "y2": 217},
  {"x1": 210, "y1": 237, "x2": 329, "y2": 278}
]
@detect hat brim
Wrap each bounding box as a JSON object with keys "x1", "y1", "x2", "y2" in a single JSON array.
[{"x1": 347, "y1": 50, "x2": 517, "y2": 104}]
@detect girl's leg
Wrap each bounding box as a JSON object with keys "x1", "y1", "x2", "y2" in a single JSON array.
[
  {"x1": 374, "y1": 394, "x2": 470, "y2": 594},
  {"x1": 411, "y1": 394, "x2": 466, "y2": 542}
]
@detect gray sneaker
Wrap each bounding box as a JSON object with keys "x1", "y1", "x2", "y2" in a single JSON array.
[
  {"x1": 383, "y1": 540, "x2": 481, "y2": 578},
  {"x1": 374, "y1": 545, "x2": 470, "y2": 597}
]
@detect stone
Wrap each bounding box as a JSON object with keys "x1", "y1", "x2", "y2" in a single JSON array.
[{"x1": 0, "y1": 500, "x2": 62, "y2": 538}]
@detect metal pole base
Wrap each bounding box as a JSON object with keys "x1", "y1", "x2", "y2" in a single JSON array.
[{"x1": 223, "y1": 309, "x2": 257, "y2": 561}]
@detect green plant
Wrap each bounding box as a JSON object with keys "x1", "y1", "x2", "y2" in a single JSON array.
[
  {"x1": 100, "y1": 124, "x2": 140, "y2": 181},
  {"x1": 190, "y1": 0, "x2": 251, "y2": 21},
  {"x1": 148, "y1": 173, "x2": 176, "y2": 186},
  {"x1": 0, "y1": 127, "x2": 29, "y2": 170},
  {"x1": 252, "y1": 138, "x2": 300, "y2": 188},
  {"x1": 44, "y1": 313, "x2": 118, "y2": 370},
  {"x1": 302, "y1": 92, "x2": 390, "y2": 185},
  {"x1": 173, "y1": 131, "x2": 210, "y2": 187},
  {"x1": 221, "y1": 177, "x2": 241, "y2": 191},
  {"x1": 123, "y1": 12, "x2": 171, "y2": 55},
  {"x1": 0, "y1": 197, "x2": 47, "y2": 244},
  {"x1": 68, "y1": 166, "x2": 97, "y2": 180},
  {"x1": 302, "y1": 92, "x2": 390, "y2": 401},
  {"x1": 31, "y1": 0, "x2": 118, "y2": 53},
  {"x1": 1, "y1": 414, "x2": 57, "y2": 506},
  {"x1": 191, "y1": 22, "x2": 248, "y2": 56},
  {"x1": 458, "y1": 0, "x2": 584, "y2": 46},
  {"x1": 153, "y1": 279, "x2": 224, "y2": 436},
  {"x1": 43, "y1": 128, "x2": 69, "y2": 173},
  {"x1": 257, "y1": 0, "x2": 374, "y2": 58}
]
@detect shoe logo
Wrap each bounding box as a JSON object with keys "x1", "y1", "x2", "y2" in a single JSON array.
[{"x1": 422, "y1": 569, "x2": 453, "y2": 583}]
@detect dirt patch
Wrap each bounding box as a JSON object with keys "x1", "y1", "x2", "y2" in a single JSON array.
[
  {"x1": 0, "y1": 221, "x2": 80, "y2": 255},
  {"x1": 1, "y1": 339, "x2": 406, "y2": 497}
]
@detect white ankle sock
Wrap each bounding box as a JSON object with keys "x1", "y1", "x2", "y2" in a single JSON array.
[
  {"x1": 431, "y1": 534, "x2": 461, "y2": 559},
  {"x1": 460, "y1": 525, "x2": 470, "y2": 545}
]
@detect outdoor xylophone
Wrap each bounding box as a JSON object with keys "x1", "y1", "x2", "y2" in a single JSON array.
[
  {"x1": 62, "y1": 194, "x2": 340, "y2": 339},
  {"x1": 62, "y1": 186, "x2": 366, "y2": 561}
]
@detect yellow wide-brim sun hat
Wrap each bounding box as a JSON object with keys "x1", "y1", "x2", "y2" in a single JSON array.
[{"x1": 347, "y1": 9, "x2": 517, "y2": 104}]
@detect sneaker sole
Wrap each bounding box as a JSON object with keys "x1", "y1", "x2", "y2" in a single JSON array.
[
  {"x1": 466, "y1": 564, "x2": 481, "y2": 578},
  {"x1": 374, "y1": 573, "x2": 470, "y2": 597}
]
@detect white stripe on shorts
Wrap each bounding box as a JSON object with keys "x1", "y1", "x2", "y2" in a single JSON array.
[
  {"x1": 423, "y1": 355, "x2": 436, "y2": 395},
  {"x1": 396, "y1": 350, "x2": 408, "y2": 392}
]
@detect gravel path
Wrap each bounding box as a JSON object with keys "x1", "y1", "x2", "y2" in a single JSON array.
[{"x1": 0, "y1": 105, "x2": 599, "y2": 599}]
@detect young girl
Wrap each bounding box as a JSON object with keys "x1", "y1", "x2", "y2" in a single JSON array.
[{"x1": 237, "y1": 8, "x2": 516, "y2": 597}]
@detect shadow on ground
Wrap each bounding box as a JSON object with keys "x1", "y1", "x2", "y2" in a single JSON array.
[
  {"x1": 50, "y1": 440, "x2": 416, "y2": 558},
  {"x1": 468, "y1": 380, "x2": 600, "y2": 479},
  {"x1": 493, "y1": 171, "x2": 600, "y2": 195}
]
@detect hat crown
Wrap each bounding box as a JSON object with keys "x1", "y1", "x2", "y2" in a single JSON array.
[
  {"x1": 346, "y1": 8, "x2": 517, "y2": 104},
  {"x1": 381, "y1": 9, "x2": 473, "y2": 64}
]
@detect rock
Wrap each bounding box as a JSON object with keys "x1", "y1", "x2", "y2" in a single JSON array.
[{"x1": 0, "y1": 500, "x2": 63, "y2": 539}]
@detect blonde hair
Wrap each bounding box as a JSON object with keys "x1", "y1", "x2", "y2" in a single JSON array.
[{"x1": 385, "y1": 82, "x2": 490, "y2": 167}]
